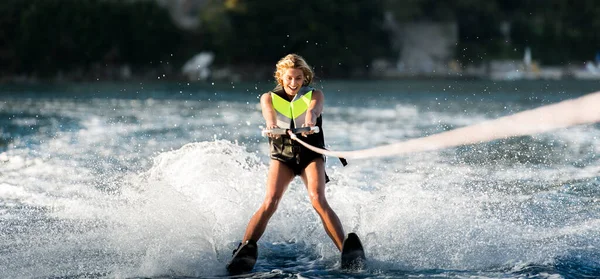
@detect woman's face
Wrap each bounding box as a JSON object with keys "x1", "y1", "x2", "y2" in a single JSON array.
[{"x1": 281, "y1": 68, "x2": 304, "y2": 95}]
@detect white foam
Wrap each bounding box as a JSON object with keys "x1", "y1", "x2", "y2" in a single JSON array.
[{"x1": 1, "y1": 91, "x2": 598, "y2": 277}]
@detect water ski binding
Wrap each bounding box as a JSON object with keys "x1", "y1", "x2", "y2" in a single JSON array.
[
  {"x1": 226, "y1": 240, "x2": 258, "y2": 275},
  {"x1": 341, "y1": 233, "x2": 366, "y2": 270}
]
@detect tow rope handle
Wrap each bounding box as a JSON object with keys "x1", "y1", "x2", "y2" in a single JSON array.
[{"x1": 261, "y1": 126, "x2": 320, "y2": 137}]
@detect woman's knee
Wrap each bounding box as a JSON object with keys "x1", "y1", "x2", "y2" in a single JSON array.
[
  {"x1": 261, "y1": 196, "x2": 281, "y2": 215},
  {"x1": 309, "y1": 193, "x2": 329, "y2": 211}
]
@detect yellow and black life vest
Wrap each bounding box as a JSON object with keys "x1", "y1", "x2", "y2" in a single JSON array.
[
  {"x1": 267, "y1": 86, "x2": 347, "y2": 169},
  {"x1": 271, "y1": 86, "x2": 313, "y2": 129}
]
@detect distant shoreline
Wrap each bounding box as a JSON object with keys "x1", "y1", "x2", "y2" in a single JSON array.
[
  {"x1": 2, "y1": 78, "x2": 599, "y2": 99},
  {"x1": 3, "y1": 61, "x2": 600, "y2": 85}
]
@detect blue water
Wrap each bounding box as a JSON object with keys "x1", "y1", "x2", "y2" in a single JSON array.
[{"x1": 1, "y1": 80, "x2": 599, "y2": 278}]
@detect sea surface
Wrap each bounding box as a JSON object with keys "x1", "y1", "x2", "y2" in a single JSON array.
[{"x1": 1, "y1": 80, "x2": 599, "y2": 279}]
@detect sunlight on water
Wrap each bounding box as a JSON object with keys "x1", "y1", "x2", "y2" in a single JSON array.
[{"x1": 0, "y1": 81, "x2": 599, "y2": 278}]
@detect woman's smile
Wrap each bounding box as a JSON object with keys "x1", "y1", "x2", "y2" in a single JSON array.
[{"x1": 282, "y1": 68, "x2": 304, "y2": 95}]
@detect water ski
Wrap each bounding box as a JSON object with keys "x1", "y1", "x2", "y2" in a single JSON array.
[
  {"x1": 226, "y1": 240, "x2": 258, "y2": 275},
  {"x1": 341, "y1": 233, "x2": 366, "y2": 270}
]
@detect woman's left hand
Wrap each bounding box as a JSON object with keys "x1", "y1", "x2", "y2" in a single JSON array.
[
  {"x1": 302, "y1": 122, "x2": 315, "y2": 137},
  {"x1": 302, "y1": 110, "x2": 318, "y2": 137}
]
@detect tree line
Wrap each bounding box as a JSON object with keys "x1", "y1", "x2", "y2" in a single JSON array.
[
  {"x1": 0, "y1": 0, "x2": 183, "y2": 78},
  {"x1": 1, "y1": 0, "x2": 598, "y2": 80}
]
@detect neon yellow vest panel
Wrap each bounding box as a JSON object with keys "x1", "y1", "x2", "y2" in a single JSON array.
[{"x1": 271, "y1": 86, "x2": 313, "y2": 129}]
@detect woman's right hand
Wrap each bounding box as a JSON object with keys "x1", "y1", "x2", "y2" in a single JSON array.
[{"x1": 266, "y1": 123, "x2": 280, "y2": 138}]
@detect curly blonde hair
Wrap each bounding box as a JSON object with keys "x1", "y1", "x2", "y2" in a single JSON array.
[{"x1": 274, "y1": 54, "x2": 314, "y2": 86}]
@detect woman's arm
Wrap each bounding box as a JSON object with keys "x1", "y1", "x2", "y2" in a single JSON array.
[
  {"x1": 260, "y1": 93, "x2": 278, "y2": 127},
  {"x1": 305, "y1": 89, "x2": 324, "y2": 126}
]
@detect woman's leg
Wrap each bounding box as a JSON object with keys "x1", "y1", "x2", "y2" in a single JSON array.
[
  {"x1": 301, "y1": 158, "x2": 345, "y2": 251},
  {"x1": 243, "y1": 160, "x2": 295, "y2": 242}
]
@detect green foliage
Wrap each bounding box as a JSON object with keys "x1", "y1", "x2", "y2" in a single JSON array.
[
  {"x1": 1, "y1": 0, "x2": 599, "y2": 79},
  {"x1": 1, "y1": 0, "x2": 181, "y2": 77},
  {"x1": 200, "y1": 0, "x2": 391, "y2": 77},
  {"x1": 509, "y1": 0, "x2": 600, "y2": 64},
  {"x1": 0, "y1": 0, "x2": 32, "y2": 75},
  {"x1": 383, "y1": 0, "x2": 600, "y2": 65}
]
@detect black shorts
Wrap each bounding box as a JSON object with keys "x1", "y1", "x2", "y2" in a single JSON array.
[{"x1": 270, "y1": 145, "x2": 330, "y2": 183}]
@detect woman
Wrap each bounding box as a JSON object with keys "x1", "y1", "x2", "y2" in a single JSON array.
[{"x1": 239, "y1": 54, "x2": 346, "y2": 253}]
